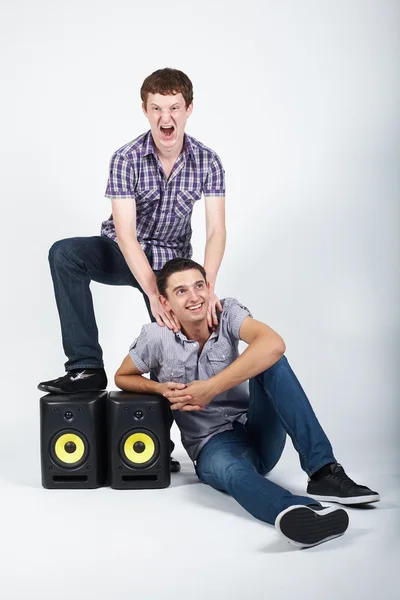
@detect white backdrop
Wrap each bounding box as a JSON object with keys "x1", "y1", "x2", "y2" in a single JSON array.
[{"x1": 1, "y1": 0, "x2": 399, "y2": 466}]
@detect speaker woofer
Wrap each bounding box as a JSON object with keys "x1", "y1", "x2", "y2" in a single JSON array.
[
  {"x1": 120, "y1": 430, "x2": 159, "y2": 468},
  {"x1": 51, "y1": 430, "x2": 89, "y2": 468}
]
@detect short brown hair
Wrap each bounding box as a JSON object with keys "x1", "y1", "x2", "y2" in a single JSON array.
[
  {"x1": 156, "y1": 258, "x2": 207, "y2": 298},
  {"x1": 140, "y1": 68, "x2": 193, "y2": 108}
]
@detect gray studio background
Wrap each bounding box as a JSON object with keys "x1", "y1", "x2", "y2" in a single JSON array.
[{"x1": 0, "y1": 1, "x2": 399, "y2": 599}]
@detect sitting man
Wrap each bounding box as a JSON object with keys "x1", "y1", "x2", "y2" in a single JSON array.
[{"x1": 115, "y1": 257, "x2": 380, "y2": 548}]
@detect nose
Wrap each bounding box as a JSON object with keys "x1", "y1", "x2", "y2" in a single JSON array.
[
  {"x1": 187, "y1": 287, "x2": 200, "y2": 303},
  {"x1": 160, "y1": 108, "x2": 173, "y2": 124}
]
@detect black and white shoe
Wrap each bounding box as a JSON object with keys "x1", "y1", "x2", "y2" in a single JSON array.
[
  {"x1": 275, "y1": 504, "x2": 349, "y2": 548},
  {"x1": 170, "y1": 457, "x2": 181, "y2": 473},
  {"x1": 38, "y1": 369, "x2": 108, "y2": 394},
  {"x1": 307, "y1": 463, "x2": 380, "y2": 505}
]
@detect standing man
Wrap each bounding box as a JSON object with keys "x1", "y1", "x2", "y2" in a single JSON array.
[{"x1": 38, "y1": 69, "x2": 226, "y2": 470}]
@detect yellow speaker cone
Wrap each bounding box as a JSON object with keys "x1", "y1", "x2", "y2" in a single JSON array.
[
  {"x1": 123, "y1": 432, "x2": 155, "y2": 464},
  {"x1": 54, "y1": 433, "x2": 85, "y2": 464}
]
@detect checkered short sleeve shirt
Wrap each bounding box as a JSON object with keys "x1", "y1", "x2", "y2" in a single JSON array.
[{"x1": 101, "y1": 131, "x2": 225, "y2": 270}]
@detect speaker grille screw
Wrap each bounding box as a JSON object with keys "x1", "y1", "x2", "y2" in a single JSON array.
[
  {"x1": 78, "y1": 407, "x2": 84, "y2": 412},
  {"x1": 86, "y1": 465, "x2": 91, "y2": 470},
  {"x1": 118, "y1": 466, "x2": 123, "y2": 470},
  {"x1": 53, "y1": 408, "x2": 59, "y2": 412},
  {"x1": 124, "y1": 407, "x2": 129, "y2": 411}
]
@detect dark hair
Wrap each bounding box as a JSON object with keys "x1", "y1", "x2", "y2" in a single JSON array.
[
  {"x1": 156, "y1": 258, "x2": 207, "y2": 297},
  {"x1": 140, "y1": 68, "x2": 193, "y2": 108}
]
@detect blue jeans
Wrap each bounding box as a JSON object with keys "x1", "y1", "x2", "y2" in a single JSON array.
[
  {"x1": 48, "y1": 235, "x2": 156, "y2": 371},
  {"x1": 196, "y1": 356, "x2": 336, "y2": 525}
]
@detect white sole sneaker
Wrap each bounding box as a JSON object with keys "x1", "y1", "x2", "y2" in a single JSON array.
[
  {"x1": 308, "y1": 492, "x2": 380, "y2": 505},
  {"x1": 275, "y1": 504, "x2": 349, "y2": 549}
]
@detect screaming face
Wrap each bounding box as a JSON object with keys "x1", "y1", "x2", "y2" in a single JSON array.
[{"x1": 143, "y1": 92, "x2": 193, "y2": 152}]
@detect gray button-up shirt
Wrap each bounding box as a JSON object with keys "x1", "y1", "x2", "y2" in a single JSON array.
[{"x1": 129, "y1": 298, "x2": 252, "y2": 461}]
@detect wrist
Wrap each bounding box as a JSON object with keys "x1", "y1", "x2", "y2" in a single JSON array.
[{"x1": 207, "y1": 377, "x2": 220, "y2": 398}]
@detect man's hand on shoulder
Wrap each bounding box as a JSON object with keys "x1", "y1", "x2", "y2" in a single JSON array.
[
  {"x1": 148, "y1": 294, "x2": 181, "y2": 332},
  {"x1": 207, "y1": 291, "x2": 223, "y2": 331}
]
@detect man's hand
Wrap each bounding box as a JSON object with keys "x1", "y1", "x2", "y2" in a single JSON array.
[
  {"x1": 164, "y1": 380, "x2": 217, "y2": 412},
  {"x1": 207, "y1": 291, "x2": 223, "y2": 331},
  {"x1": 149, "y1": 294, "x2": 181, "y2": 332},
  {"x1": 159, "y1": 382, "x2": 202, "y2": 411}
]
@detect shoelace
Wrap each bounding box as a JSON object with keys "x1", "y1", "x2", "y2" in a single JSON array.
[{"x1": 330, "y1": 466, "x2": 361, "y2": 491}]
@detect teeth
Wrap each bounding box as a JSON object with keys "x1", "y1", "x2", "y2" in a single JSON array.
[{"x1": 187, "y1": 303, "x2": 202, "y2": 311}]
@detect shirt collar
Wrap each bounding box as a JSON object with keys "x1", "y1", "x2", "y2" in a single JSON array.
[
  {"x1": 174, "y1": 323, "x2": 220, "y2": 344},
  {"x1": 141, "y1": 131, "x2": 196, "y2": 164},
  {"x1": 141, "y1": 131, "x2": 158, "y2": 157}
]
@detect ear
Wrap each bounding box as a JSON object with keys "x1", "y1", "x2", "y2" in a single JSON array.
[
  {"x1": 142, "y1": 101, "x2": 148, "y2": 117},
  {"x1": 186, "y1": 102, "x2": 193, "y2": 117},
  {"x1": 159, "y1": 294, "x2": 171, "y2": 311}
]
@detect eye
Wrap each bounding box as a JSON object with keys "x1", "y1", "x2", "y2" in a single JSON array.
[
  {"x1": 196, "y1": 283, "x2": 204, "y2": 289},
  {"x1": 176, "y1": 289, "x2": 185, "y2": 296},
  {"x1": 152, "y1": 107, "x2": 159, "y2": 111},
  {"x1": 171, "y1": 106, "x2": 179, "y2": 111}
]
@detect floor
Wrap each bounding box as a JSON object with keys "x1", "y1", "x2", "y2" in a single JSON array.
[{"x1": 0, "y1": 410, "x2": 399, "y2": 600}]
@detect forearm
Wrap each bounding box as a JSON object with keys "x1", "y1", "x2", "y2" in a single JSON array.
[
  {"x1": 118, "y1": 238, "x2": 158, "y2": 297},
  {"x1": 115, "y1": 373, "x2": 162, "y2": 395},
  {"x1": 203, "y1": 228, "x2": 226, "y2": 289},
  {"x1": 210, "y1": 335, "x2": 286, "y2": 396}
]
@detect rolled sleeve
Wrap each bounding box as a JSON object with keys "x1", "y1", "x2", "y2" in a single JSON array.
[
  {"x1": 203, "y1": 154, "x2": 225, "y2": 197},
  {"x1": 105, "y1": 153, "x2": 136, "y2": 199},
  {"x1": 128, "y1": 326, "x2": 158, "y2": 373},
  {"x1": 223, "y1": 298, "x2": 253, "y2": 340}
]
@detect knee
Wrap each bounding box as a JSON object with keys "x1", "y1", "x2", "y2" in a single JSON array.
[
  {"x1": 48, "y1": 238, "x2": 78, "y2": 268},
  {"x1": 258, "y1": 355, "x2": 288, "y2": 380}
]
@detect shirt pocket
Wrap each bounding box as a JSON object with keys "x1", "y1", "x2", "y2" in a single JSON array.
[
  {"x1": 159, "y1": 361, "x2": 186, "y2": 383},
  {"x1": 135, "y1": 187, "x2": 160, "y2": 216},
  {"x1": 175, "y1": 189, "x2": 201, "y2": 219},
  {"x1": 207, "y1": 340, "x2": 235, "y2": 376}
]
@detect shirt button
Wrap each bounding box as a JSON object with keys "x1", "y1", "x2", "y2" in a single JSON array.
[{"x1": 222, "y1": 354, "x2": 225, "y2": 358}]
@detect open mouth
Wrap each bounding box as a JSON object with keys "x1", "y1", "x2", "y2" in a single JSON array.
[
  {"x1": 160, "y1": 125, "x2": 175, "y2": 141},
  {"x1": 186, "y1": 302, "x2": 204, "y2": 314}
]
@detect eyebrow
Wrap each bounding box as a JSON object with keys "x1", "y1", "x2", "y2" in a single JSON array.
[
  {"x1": 150, "y1": 103, "x2": 180, "y2": 109},
  {"x1": 172, "y1": 280, "x2": 205, "y2": 292}
]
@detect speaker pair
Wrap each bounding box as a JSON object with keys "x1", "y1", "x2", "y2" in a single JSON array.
[{"x1": 40, "y1": 391, "x2": 171, "y2": 489}]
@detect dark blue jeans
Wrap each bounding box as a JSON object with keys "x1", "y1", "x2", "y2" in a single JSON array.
[
  {"x1": 48, "y1": 235, "x2": 156, "y2": 371},
  {"x1": 196, "y1": 356, "x2": 336, "y2": 525}
]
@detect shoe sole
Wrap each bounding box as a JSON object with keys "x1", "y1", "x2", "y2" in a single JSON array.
[
  {"x1": 275, "y1": 505, "x2": 349, "y2": 548},
  {"x1": 37, "y1": 384, "x2": 106, "y2": 394},
  {"x1": 308, "y1": 492, "x2": 380, "y2": 505}
]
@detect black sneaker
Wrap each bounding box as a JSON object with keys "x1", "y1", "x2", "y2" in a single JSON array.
[
  {"x1": 170, "y1": 456, "x2": 181, "y2": 473},
  {"x1": 275, "y1": 504, "x2": 349, "y2": 548},
  {"x1": 38, "y1": 369, "x2": 108, "y2": 394},
  {"x1": 307, "y1": 463, "x2": 380, "y2": 505}
]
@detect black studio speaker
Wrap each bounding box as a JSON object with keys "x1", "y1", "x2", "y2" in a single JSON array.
[
  {"x1": 107, "y1": 392, "x2": 171, "y2": 489},
  {"x1": 40, "y1": 392, "x2": 108, "y2": 489}
]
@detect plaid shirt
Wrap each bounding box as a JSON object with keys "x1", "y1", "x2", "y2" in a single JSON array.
[{"x1": 101, "y1": 131, "x2": 225, "y2": 270}]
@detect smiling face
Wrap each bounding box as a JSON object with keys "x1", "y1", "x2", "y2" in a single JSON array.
[
  {"x1": 142, "y1": 92, "x2": 193, "y2": 153},
  {"x1": 160, "y1": 268, "x2": 210, "y2": 327}
]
